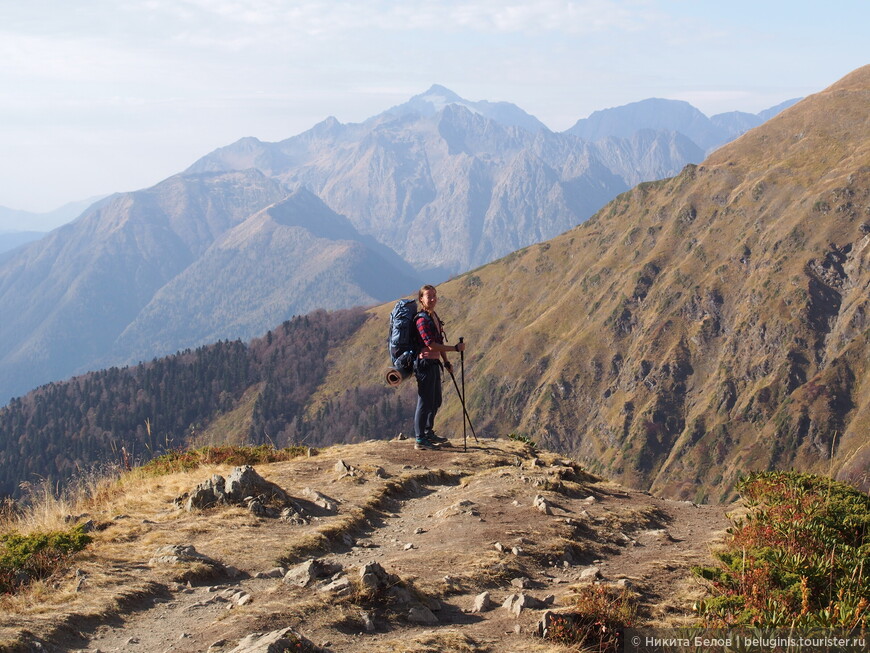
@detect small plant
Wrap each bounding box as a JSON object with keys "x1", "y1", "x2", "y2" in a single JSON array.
[
  {"x1": 544, "y1": 584, "x2": 637, "y2": 652},
  {"x1": 139, "y1": 444, "x2": 311, "y2": 476},
  {"x1": 693, "y1": 471, "x2": 869, "y2": 630},
  {"x1": 507, "y1": 432, "x2": 536, "y2": 447},
  {"x1": 0, "y1": 524, "x2": 92, "y2": 594}
]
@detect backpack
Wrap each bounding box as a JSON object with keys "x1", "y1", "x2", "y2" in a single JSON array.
[{"x1": 388, "y1": 299, "x2": 421, "y2": 371}]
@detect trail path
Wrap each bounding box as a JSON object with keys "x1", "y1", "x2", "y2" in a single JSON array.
[{"x1": 6, "y1": 439, "x2": 730, "y2": 652}]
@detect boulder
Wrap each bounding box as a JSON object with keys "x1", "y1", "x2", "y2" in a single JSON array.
[
  {"x1": 502, "y1": 593, "x2": 547, "y2": 616},
  {"x1": 407, "y1": 605, "x2": 439, "y2": 625},
  {"x1": 359, "y1": 561, "x2": 397, "y2": 592},
  {"x1": 283, "y1": 559, "x2": 342, "y2": 587},
  {"x1": 226, "y1": 466, "x2": 287, "y2": 503},
  {"x1": 227, "y1": 627, "x2": 319, "y2": 653},
  {"x1": 149, "y1": 544, "x2": 221, "y2": 567}
]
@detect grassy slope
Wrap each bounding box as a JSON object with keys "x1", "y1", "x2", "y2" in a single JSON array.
[{"x1": 311, "y1": 66, "x2": 870, "y2": 501}]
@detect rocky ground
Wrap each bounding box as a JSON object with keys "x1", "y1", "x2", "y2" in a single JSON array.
[{"x1": 0, "y1": 438, "x2": 731, "y2": 652}]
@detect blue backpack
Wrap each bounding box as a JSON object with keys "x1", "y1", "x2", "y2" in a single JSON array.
[{"x1": 388, "y1": 299, "x2": 422, "y2": 371}]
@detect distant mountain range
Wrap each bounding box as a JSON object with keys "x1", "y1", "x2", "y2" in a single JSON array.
[{"x1": 0, "y1": 86, "x2": 797, "y2": 403}]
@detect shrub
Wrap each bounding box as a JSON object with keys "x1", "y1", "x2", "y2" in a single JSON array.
[
  {"x1": 693, "y1": 471, "x2": 869, "y2": 630},
  {"x1": 507, "y1": 432, "x2": 536, "y2": 447},
  {"x1": 544, "y1": 585, "x2": 637, "y2": 652},
  {"x1": 0, "y1": 525, "x2": 92, "y2": 594}
]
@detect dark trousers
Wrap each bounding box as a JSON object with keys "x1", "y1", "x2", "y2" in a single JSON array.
[{"x1": 414, "y1": 360, "x2": 442, "y2": 440}]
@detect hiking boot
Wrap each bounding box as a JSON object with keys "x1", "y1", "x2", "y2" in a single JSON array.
[
  {"x1": 414, "y1": 439, "x2": 438, "y2": 450},
  {"x1": 426, "y1": 431, "x2": 451, "y2": 446}
]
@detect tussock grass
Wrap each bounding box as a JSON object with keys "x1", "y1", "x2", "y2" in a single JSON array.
[
  {"x1": 138, "y1": 443, "x2": 311, "y2": 476},
  {"x1": 375, "y1": 630, "x2": 490, "y2": 653}
]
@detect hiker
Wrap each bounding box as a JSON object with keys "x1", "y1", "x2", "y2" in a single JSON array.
[{"x1": 413, "y1": 284, "x2": 465, "y2": 450}]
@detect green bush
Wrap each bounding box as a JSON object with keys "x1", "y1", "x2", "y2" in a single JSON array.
[
  {"x1": 0, "y1": 525, "x2": 92, "y2": 594},
  {"x1": 693, "y1": 471, "x2": 870, "y2": 630}
]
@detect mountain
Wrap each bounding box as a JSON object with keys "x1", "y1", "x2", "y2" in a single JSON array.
[
  {"x1": 2, "y1": 68, "x2": 867, "y2": 503},
  {"x1": 0, "y1": 171, "x2": 418, "y2": 403},
  {"x1": 382, "y1": 83, "x2": 550, "y2": 133},
  {"x1": 110, "y1": 189, "x2": 421, "y2": 363},
  {"x1": 186, "y1": 93, "x2": 709, "y2": 274},
  {"x1": 0, "y1": 195, "x2": 109, "y2": 233},
  {"x1": 566, "y1": 97, "x2": 801, "y2": 153}
]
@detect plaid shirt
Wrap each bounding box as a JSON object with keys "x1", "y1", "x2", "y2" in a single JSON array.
[{"x1": 416, "y1": 312, "x2": 443, "y2": 349}]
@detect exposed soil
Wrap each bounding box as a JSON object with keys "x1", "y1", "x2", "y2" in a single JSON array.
[{"x1": 2, "y1": 438, "x2": 731, "y2": 652}]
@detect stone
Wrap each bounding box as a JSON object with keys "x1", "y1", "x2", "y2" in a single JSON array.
[
  {"x1": 533, "y1": 494, "x2": 553, "y2": 515},
  {"x1": 303, "y1": 487, "x2": 338, "y2": 512},
  {"x1": 319, "y1": 576, "x2": 352, "y2": 597},
  {"x1": 226, "y1": 466, "x2": 287, "y2": 503},
  {"x1": 254, "y1": 567, "x2": 286, "y2": 579},
  {"x1": 580, "y1": 566, "x2": 601, "y2": 581},
  {"x1": 408, "y1": 605, "x2": 439, "y2": 625},
  {"x1": 149, "y1": 544, "x2": 220, "y2": 567},
  {"x1": 359, "y1": 561, "x2": 396, "y2": 591},
  {"x1": 360, "y1": 610, "x2": 376, "y2": 633},
  {"x1": 502, "y1": 593, "x2": 547, "y2": 616},
  {"x1": 471, "y1": 591, "x2": 494, "y2": 613},
  {"x1": 494, "y1": 542, "x2": 505, "y2": 553},
  {"x1": 226, "y1": 627, "x2": 316, "y2": 653},
  {"x1": 284, "y1": 559, "x2": 341, "y2": 587},
  {"x1": 511, "y1": 576, "x2": 532, "y2": 589}
]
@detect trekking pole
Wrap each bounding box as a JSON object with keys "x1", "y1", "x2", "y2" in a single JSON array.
[
  {"x1": 459, "y1": 337, "x2": 467, "y2": 451},
  {"x1": 446, "y1": 365, "x2": 479, "y2": 444}
]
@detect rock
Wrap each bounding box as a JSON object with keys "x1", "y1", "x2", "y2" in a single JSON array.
[
  {"x1": 226, "y1": 466, "x2": 288, "y2": 503},
  {"x1": 407, "y1": 605, "x2": 439, "y2": 625},
  {"x1": 182, "y1": 467, "x2": 288, "y2": 513},
  {"x1": 186, "y1": 474, "x2": 227, "y2": 510},
  {"x1": 579, "y1": 566, "x2": 601, "y2": 581},
  {"x1": 360, "y1": 610, "x2": 376, "y2": 633},
  {"x1": 533, "y1": 494, "x2": 553, "y2": 515},
  {"x1": 494, "y1": 542, "x2": 505, "y2": 553},
  {"x1": 319, "y1": 575, "x2": 352, "y2": 597},
  {"x1": 280, "y1": 504, "x2": 309, "y2": 525},
  {"x1": 284, "y1": 559, "x2": 341, "y2": 587},
  {"x1": 227, "y1": 627, "x2": 318, "y2": 653},
  {"x1": 303, "y1": 487, "x2": 338, "y2": 512},
  {"x1": 511, "y1": 546, "x2": 524, "y2": 556},
  {"x1": 403, "y1": 543, "x2": 415, "y2": 550},
  {"x1": 387, "y1": 584, "x2": 413, "y2": 603},
  {"x1": 359, "y1": 561, "x2": 397, "y2": 592},
  {"x1": 471, "y1": 591, "x2": 494, "y2": 613},
  {"x1": 254, "y1": 567, "x2": 286, "y2": 579},
  {"x1": 149, "y1": 544, "x2": 221, "y2": 567},
  {"x1": 414, "y1": 527, "x2": 426, "y2": 534},
  {"x1": 511, "y1": 576, "x2": 532, "y2": 589},
  {"x1": 502, "y1": 593, "x2": 547, "y2": 616}
]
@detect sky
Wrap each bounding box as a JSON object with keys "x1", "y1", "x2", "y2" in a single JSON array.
[{"x1": 1, "y1": 0, "x2": 868, "y2": 214}]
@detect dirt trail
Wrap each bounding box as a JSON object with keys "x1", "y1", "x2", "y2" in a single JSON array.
[{"x1": 8, "y1": 439, "x2": 731, "y2": 653}]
